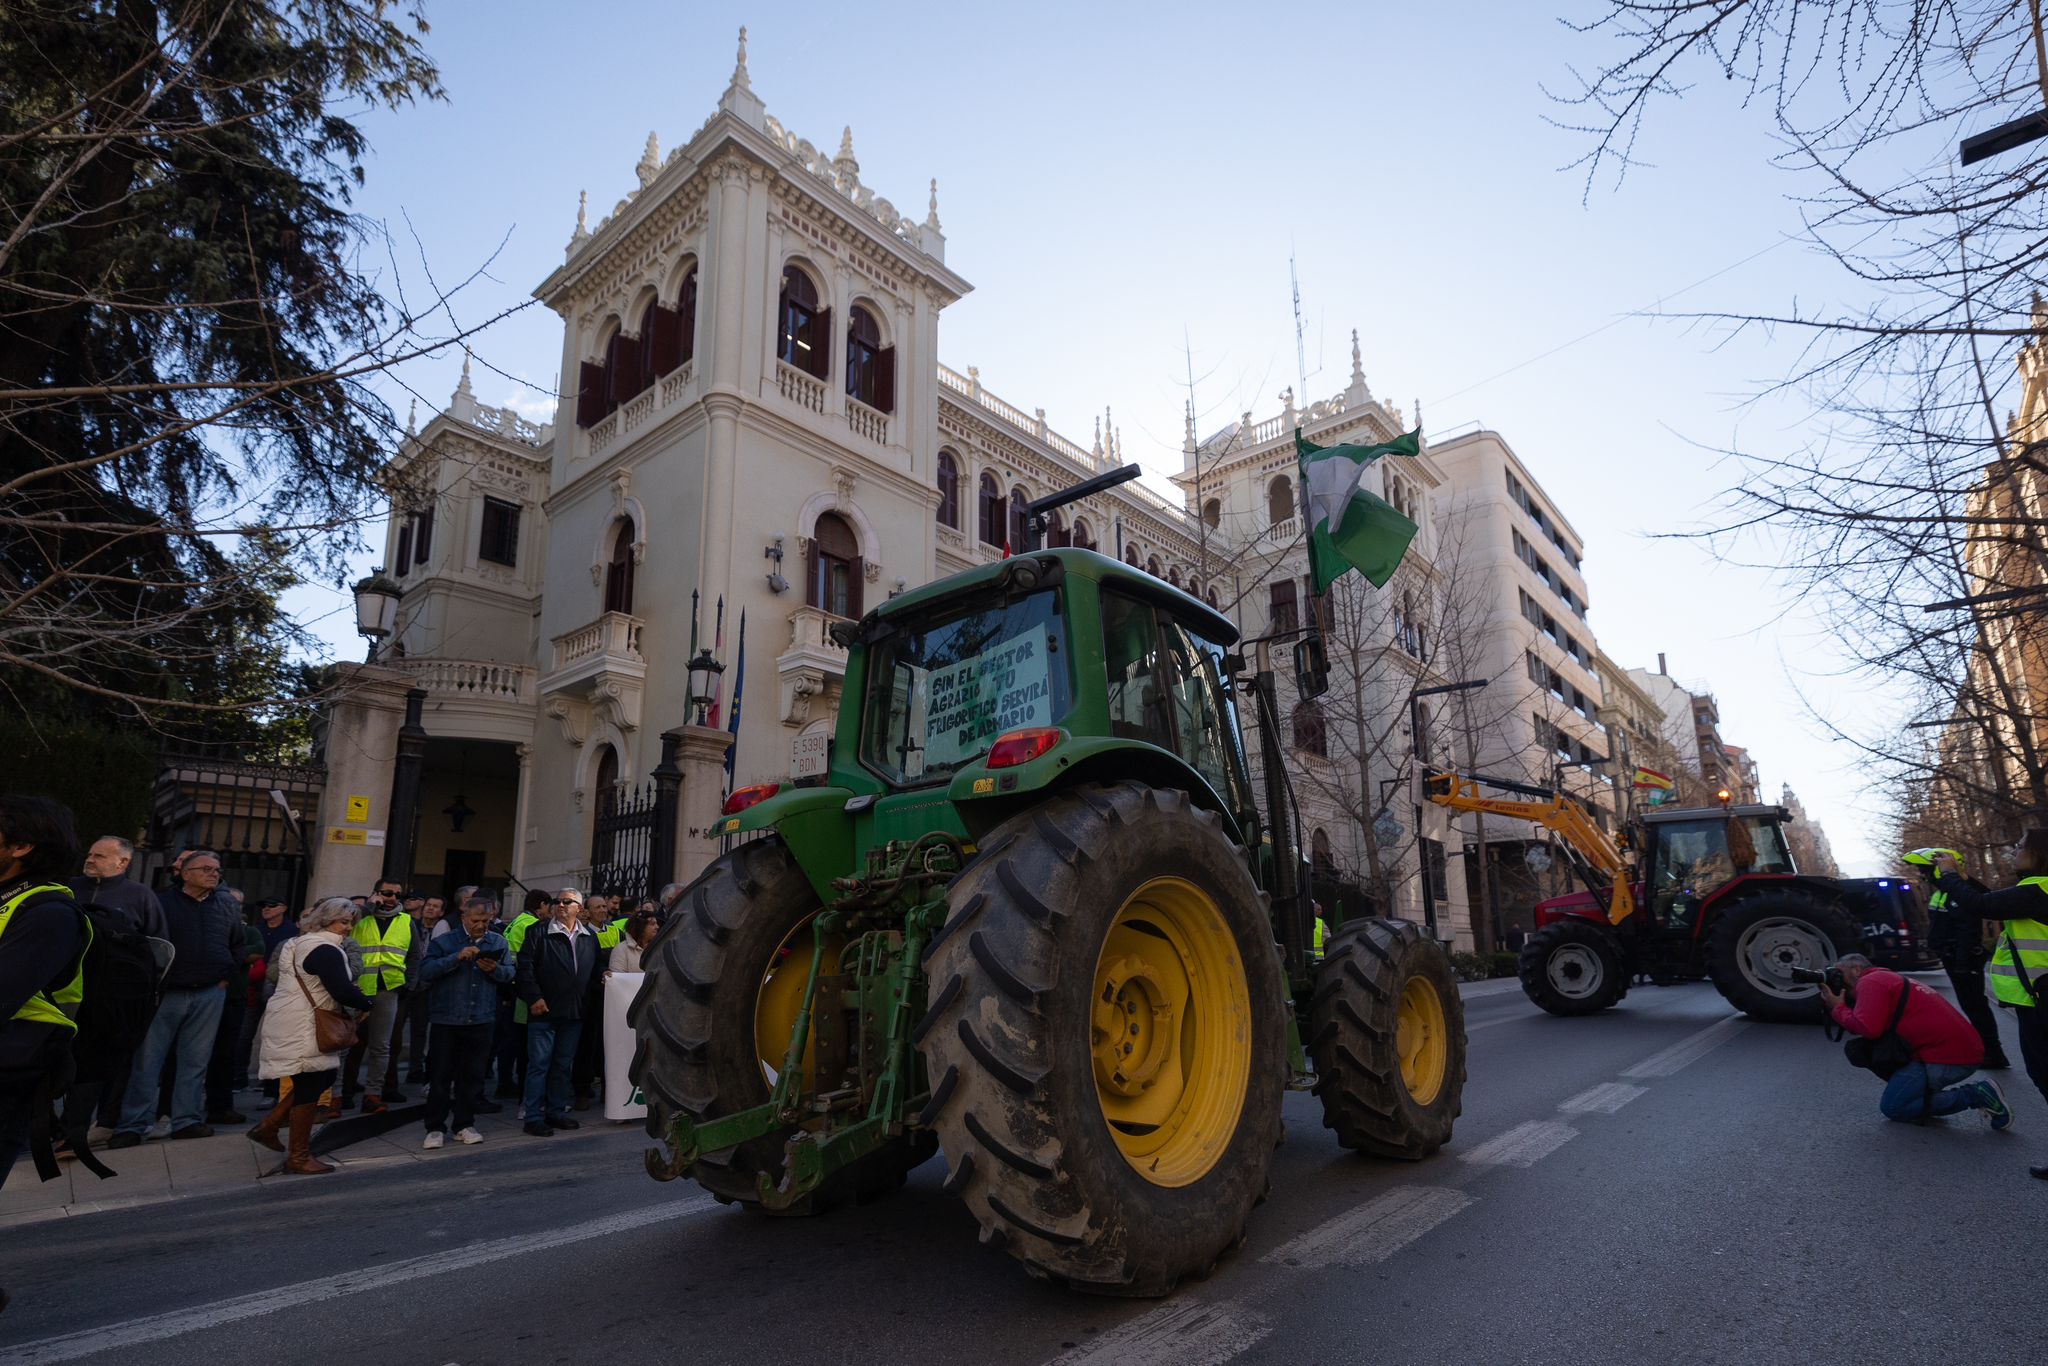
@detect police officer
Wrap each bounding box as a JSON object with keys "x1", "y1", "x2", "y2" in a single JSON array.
[
  {"x1": 1930, "y1": 830, "x2": 2048, "y2": 1179},
  {"x1": 1904, "y1": 848, "x2": 2010, "y2": 1068},
  {"x1": 0, "y1": 795, "x2": 86, "y2": 1316}
]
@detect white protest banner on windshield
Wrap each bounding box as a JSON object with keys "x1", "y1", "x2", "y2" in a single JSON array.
[{"x1": 922, "y1": 624, "x2": 1053, "y2": 767}]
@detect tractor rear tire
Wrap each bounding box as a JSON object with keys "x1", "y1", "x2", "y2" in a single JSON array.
[
  {"x1": 1518, "y1": 920, "x2": 1628, "y2": 1016},
  {"x1": 917, "y1": 782, "x2": 1287, "y2": 1297},
  {"x1": 1309, "y1": 918, "x2": 1465, "y2": 1159},
  {"x1": 1707, "y1": 890, "x2": 1860, "y2": 1023},
  {"x1": 627, "y1": 837, "x2": 936, "y2": 1214}
]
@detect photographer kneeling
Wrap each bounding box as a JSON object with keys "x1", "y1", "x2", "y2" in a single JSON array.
[{"x1": 1818, "y1": 954, "x2": 2014, "y2": 1128}]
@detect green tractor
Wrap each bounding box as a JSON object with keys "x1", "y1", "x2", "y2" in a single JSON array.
[{"x1": 630, "y1": 497, "x2": 1466, "y2": 1295}]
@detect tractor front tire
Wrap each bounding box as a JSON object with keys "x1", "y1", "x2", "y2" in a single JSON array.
[
  {"x1": 1707, "y1": 890, "x2": 1860, "y2": 1023},
  {"x1": 1519, "y1": 920, "x2": 1628, "y2": 1016},
  {"x1": 628, "y1": 837, "x2": 935, "y2": 1213},
  {"x1": 1309, "y1": 918, "x2": 1465, "y2": 1158},
  {"x1": 917, "y1": 782, "x2": 1287, "y2": 1297}
]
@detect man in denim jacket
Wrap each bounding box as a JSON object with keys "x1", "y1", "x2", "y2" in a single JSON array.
[{"x1": 415, "y1": 896, "x2": 514, "y2": 1148}]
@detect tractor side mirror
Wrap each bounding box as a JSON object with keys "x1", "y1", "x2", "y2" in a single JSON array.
[{"x1": 1293, "y1": 632, "x2": 1329, "y2": 700}]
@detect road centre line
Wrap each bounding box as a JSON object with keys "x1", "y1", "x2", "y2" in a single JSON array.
[
  {"x1": 1458, "y1": 1119, "x2": 1579, "y2": 1168},
  {"x1": 0, "y1": 1197, "x2": 717, "y2": 1365},
  {"x1": 1620, "y1": 1015, "x2": 1747, "y2": 1079},
  {"x1": 1559, "y1": 1081, "x2": 1648, "y2": 1114},
  {"x1": 1048, "y1": 1299, "x2": 1272, "y2": 1366},
  {"x1": 1259, "y1": 1185, "x2": 1474, "y2": 1270}
]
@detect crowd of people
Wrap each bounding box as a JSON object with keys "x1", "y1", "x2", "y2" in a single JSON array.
[{"x1": 0, "y1": 791, "x2": 680, "y2": 1197}]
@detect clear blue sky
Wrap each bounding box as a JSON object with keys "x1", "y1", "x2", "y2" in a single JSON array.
[{"x1": 297, "y1": 0, "x2": 1912, "y2": 872}]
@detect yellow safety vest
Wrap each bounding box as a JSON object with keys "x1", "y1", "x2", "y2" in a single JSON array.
[
  {"x1": 1312, "y1": 918, "x2": 1328, "y2": 960},
  {"x1": 0, "y1": 883, "x2": 85, "y2": 1032},
  {"x1": 353, "y1": 912, "x2": 414, "y2": 994},
  {"x1": 1989, "y1": 878, "x2": 2048, "y2": 1007}
]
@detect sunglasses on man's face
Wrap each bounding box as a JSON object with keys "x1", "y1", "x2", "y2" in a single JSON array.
[{"x1": 555, "y1": 898, "x2": 582, "y2": 906}]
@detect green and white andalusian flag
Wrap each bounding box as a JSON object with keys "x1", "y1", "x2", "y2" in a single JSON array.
[{"x1": 1296, "y1": 428, "x2": 1422, "y2": 591}]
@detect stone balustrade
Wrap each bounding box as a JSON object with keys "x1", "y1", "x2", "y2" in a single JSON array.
[
  {"x1": 552, "y1": 611, "x2": 645, "y2": 672},
  {"x1": 847, "y1": 399, "x2": 888, "y2": 444},
  {"x1": 785, "y1": 604, "x2": 851, "y2": 657},
  {"x1": 777, "y1": 361, "x2": 825, "y2": 414},
  {"x1": 587, "y1": 408, "x2": 621, "y2": 458},
  {"x1": 396, "y1": 657, "x2": 537, "y2": 704}
]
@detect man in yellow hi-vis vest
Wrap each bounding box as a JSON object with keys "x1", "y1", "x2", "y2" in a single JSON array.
[
  {"x1": 0, "y1": 797, "x2": 87, "y2": 1234},
  {"x1": 1931, "y1": 833, "x2": 2048, "y2": 1180},
  {"x1": 346, "y1": 877, "x2": 416, "y2": 1113}
]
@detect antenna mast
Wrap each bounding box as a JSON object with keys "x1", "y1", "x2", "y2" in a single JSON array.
[{"x1": 1290, "y1": 251, "x2": 1309, "y2": 415}]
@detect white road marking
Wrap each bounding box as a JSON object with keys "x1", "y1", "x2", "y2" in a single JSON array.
[
  {"x1": 0, "y1": 1197, "x2": 717, "y2": 1365},
  {"x1": 1458, "y1": 1119, "x2": 1578, "y2": 1168},
  {"x1": 1258, "y1": 1185, "x2": 1474, "y2": 1269},
  {"x1": 1620, "y1": 1015, "x2": 1747, "y2": 1079},
  {"x1": 1048, "y1": 1299, "x2": 1271, "y2": 1366},
  {"x1": 1559, "y1": 1081, "x2": 1647, "y2": 1114}
]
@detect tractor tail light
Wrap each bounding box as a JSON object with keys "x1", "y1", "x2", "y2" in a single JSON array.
[
  {"x1": 986, "y1": 728, "x2": 1062, "y2": 769},
  {"x1": 722, "y1": 782, "x2": 781, "y2": 816}
]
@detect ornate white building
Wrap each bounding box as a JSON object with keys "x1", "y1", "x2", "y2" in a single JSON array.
[{"x1": 336, "y1": 35, "x2": 1593, "y2": 948}]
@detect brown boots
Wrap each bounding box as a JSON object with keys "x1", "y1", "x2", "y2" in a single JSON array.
[
  {"x1": 283, "y1": 1105, "x2": 335, "y2": 1175},
  {"x1": 245, "y1": 1093, "x2": 293, "y2": 1153}
]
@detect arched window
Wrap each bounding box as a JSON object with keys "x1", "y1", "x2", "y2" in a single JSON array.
[
  {"x1": 1202, "y1": 498, "x2": 1221, "y2": 529},
  {"x1": 675, "y1": 265, "x2": 698, "y2": 369},
  {"x1": 603, "y1": 520, "x2": 636, "y2": 615},
  {"x1": 936, "y1": 450, "x2": 961, "y2": 529},
  {"x1": 1167, "y1": 566, "x2": 1181, "y2": 587},
  {"x1": 1123, "y1": 544, "x2": 1140, "y2": 567},
  {"x1": 1293, "y1": 699, "x2": 1327, "y2": 757},
  {"x1": 1145, "y1": 555, "x2": 1162, "y2": 579},
  {"x1": 1311, "y1": 827, "x2": 1334, "y2": 872},
  {"x1": 846, "y1": 304, "x2": 894, "y2": 413},
  {"x1": 1047, "y1": 510, "x2": 1068, "y2": 548},
  {"x1": 978, "y1": 473, "x2": 1005, "y2": 546},
  {"x1": 594, "y1": 743, "x2": 620, "y2": 797},
  {"x1": 1008, "y1": 485, "x2": 1028, "y2": 550},
  {"x1": 808, "y1": 512, "x2": 862, "y2": 618},
  {"x1": 1071, "y1": 518, "x2": 1094, "y2": 551},
  {"x1": 777, "y1": 265, "x2": 829, "y2": 379},
  {"x1": 1205, "y1": 587, "x2": 1220, "y2": 610},
  {"x1": 603, "y1": 324, "x2": 639, "y2": 415},
  {"x1": 1268, "y1": 475, "x2": 1295, "y2": 525}
]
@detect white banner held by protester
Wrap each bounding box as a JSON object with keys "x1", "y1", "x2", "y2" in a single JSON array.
[{"x1": 604, "y1": 972, "x2": 648, "y2": 1122}]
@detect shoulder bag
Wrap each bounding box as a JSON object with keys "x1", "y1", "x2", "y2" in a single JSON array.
[
  {"x1": 1844, "y1": 975, "x2": 1915, "y2": 1080},
  {"x1": 296, "y1": 942, "x2": 360, "y2": 1053}
]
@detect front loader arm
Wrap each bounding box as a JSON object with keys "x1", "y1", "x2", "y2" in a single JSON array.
[{"x1": 1423, "y1": 771, "x2": 1636, "y2": 926}]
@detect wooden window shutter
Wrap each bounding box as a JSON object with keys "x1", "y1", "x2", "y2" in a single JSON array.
[
  {"x1": 846, "y1": 557, "x2": 864, "y2": 618},
  {"x1": 679, "y1": 273, "x2": 698, "y2": 364},
  {"x1": 808, "y1": 306, "x2": 832, "y2": 379},
  {"x1": 609, "y1": 334, "x2": 642, "y2": 404},
  {"x1": 395, "y1": 524, "x2": 412, "y2": 576},
  {"x1": 576, "y1": 361, "x2": 605, "y2": 427},
  {"x1": 875, "y1": 345, "x2": 896, "y2": 414},
  {"x1": 414, "y1": 507, "x2": 434, "y2": 563},
  {"x1": 805, "y1": 537, "x2": 821, "y2": 608},
  {"x1": 650, "y1": 305, "x2": 683, "y2": 376}
]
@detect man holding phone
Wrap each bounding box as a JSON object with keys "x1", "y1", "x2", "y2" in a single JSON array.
[
  {"x1": 414, "y1": 896, "x2": 513, "y2": 1148},
  {"x1": 515, "y1": 888, "x2": 598, "y2": 1137}
]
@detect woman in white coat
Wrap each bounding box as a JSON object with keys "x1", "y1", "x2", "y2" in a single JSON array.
[{"x1": 248, "y1": 898, "x2": 375, "y2": 1174}]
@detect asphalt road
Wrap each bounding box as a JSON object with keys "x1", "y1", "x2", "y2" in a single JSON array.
[{"x1": 2, "y1": 976, "x2": 2034, "y2": 1366}]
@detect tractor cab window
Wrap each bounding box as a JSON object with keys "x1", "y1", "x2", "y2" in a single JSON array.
[
  {"x1": 1646, "y1": 815, "x2": 1790, "y2": 931},
  {"x1": 1101, "y1": 589, "x2": 1250, "y2": 815},
  {"x1": 859, "y1": 590, "x2": 1073, "y2": 787}
]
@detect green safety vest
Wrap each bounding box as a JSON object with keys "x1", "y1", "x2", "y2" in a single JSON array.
[
  {"x1": 353, "y1": 912, "x2": 413, "y2": 994},
  {"x1": 0, "y1": 883, "x2": 86, "y2": 1032},
  {"x1": 1989, "y1": 877, "x2": 2048, "y2": 1007}
]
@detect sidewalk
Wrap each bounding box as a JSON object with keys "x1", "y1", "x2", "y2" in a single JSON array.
[{"x1": 0, "y1": 1089, "x2": 642, "y2": 1229}]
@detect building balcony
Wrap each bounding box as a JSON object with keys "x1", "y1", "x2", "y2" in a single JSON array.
[
  {"x1": 552, "y1": 611, "x2": 644, "y2": 675},
  {"x1": 847, "y1": 398, "x2": 889, "y2": 444},
  {"x1": 541, "y1": 611, "x2": 646, "y2": 737},
  {"x1": 394, "y1": 657, "x2": 540, "y2": 746},
  {"x1": 776, "y1": 604, "x2": 851, "y2": 726},
  {"x1": 776, "y1": 360, "x2": 826, "y2": 415}
]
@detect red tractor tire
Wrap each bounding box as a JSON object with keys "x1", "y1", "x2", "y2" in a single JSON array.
[{"x1": 1518, "y1": 919, "x2": 1629, "y2": 1016}]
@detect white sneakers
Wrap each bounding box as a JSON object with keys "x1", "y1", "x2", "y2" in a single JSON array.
[
  {"x1": 454, "y1": 1127, "x2": 484, "y2": 1145},
  {"x1": 422, "y1": 1130, "x2": 445, "y2": 1150}
]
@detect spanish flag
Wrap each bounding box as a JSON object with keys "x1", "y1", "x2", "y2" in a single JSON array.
[{"x1": 1632, "y1": 766, "x2": 1675, "y2": 791}]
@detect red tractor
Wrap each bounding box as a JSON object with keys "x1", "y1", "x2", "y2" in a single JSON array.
[{"x1": 1426, "y1": 771, "x2": 1925, "y2": 1023}]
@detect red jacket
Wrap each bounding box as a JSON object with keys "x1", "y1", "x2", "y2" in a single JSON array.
[{"x1": 1830, "y1": 969, "x2": 1984, "y2": 1067}]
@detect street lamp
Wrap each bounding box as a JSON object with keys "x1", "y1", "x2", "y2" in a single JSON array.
[
  {"x1": 686, "y1": 647, "x2": 725, "y2": 726},
  {"x1": 1411, "y1": 678, "x2": 1488, "y2": 940},
  {"x1": 351, "y1": 569, "x2": 402, "y2": 662}
]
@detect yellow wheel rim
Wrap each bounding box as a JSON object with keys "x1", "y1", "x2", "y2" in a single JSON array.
[
  {"x1": 1396, "y1": 975, "x2": 1448, "y2": 1106},
  {"x1": 1090, "y1": 877, "x2": 1252, "y2": 1188},
  {"x1": 755, "y1": 916, "x2": 842, "y2": 1089}
]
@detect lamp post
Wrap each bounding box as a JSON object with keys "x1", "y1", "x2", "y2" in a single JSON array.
[
  {"x1": 351, "y1": 569, "x2": 402, "y2": 662},
  {"x1": 1411, "y1": 678, "x2": 1488, "y2": 940},
  {"x1": 686, "y1": 647, "x2": 725, "y2": 727}
]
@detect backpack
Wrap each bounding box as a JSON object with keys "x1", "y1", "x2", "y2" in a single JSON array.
[
  {"x1": 1844, "y1": 976, "x2": 1917, "y2": 1080},
  {"x1": 18, "y1": 889, "x2": 172, "y2": 1182}
]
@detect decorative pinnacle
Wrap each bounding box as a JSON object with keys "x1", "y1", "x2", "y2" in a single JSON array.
[
  {"x1": 1093, "y1": 415, "x2": 1102, "y2": 456},
  {"x1": 834, "y1": 126, "x2": 859, "y2": 180},
  {"x1": 406, "y1": 398, "x2": 417, "y2": 435},
  {"x1": 456, "y1": 350, "x2": 474, "y2": 399},
  {"x1": 1183, "y1": 399, "x2": 1196, "y2": 450},
  {"x1": 637, "y1": 131, "x2": 661, "y2": 186},
  {"x1": 732, "y1": 25, "x2": 752, "y2": 90},
  {"x1": 569, "y1": 189, "x2": 589, "y2": 248},
  {"x1": 1350, "y1": 328, "x2": 1364, "y2": 383},
  {"x1": 926, "y1": 177, "x2": 941, "y2": 230}
]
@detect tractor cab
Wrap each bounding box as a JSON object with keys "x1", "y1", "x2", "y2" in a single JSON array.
[{"x1": 1636, "y1": 803, "x2": 1798, "y2": 939}]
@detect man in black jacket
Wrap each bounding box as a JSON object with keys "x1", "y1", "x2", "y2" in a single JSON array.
[
  {"x1": 71, "y1": 836, "x2": 166, "y2": 939},
  {"x1": 108, "y1": 850, "x2": 238, "y2": 1146},
  {"x1": 515, "y1": 888, "x2": 598, "y2": 1137}
]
